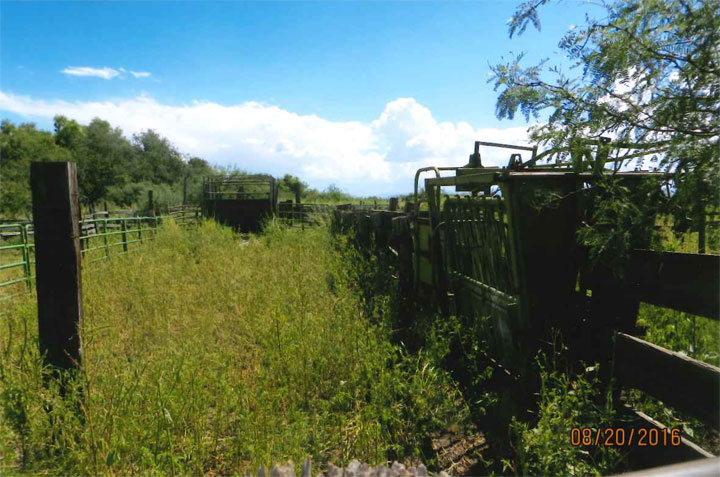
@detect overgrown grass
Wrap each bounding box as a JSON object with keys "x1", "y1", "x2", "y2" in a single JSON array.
[
  {"x1": 411, "y1": 311, "x2": 622, "y2": 476},
  {"x1": 0, "y1": 219, "x2": 467, "y2": 475},
  {"x1": 505, "y1": 361, "x2": 620, "y2": 476}
]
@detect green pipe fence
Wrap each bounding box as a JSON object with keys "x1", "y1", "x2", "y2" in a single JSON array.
[
  {"x1": 0, "y1": 211, "x2": 202, "y2": 299},
  {"x1": 0, "y1": 223, "x2": 35, "y2": 300},
  {"x1": 79, "y1": 216, "x2": 162, "y2": 264},
  {"x1": 278, "y1": 203, "x2": 365, "y2": 228}
]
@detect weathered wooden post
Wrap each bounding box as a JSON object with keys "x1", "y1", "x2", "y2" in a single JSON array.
[
  {"x1": 389, "y1": 197, "x2": 399, "y2": 212},
  {"x1": 183, "y1": 175, "x2": 189, "y2": 205},
  {"x1": 30, "y1": 162, "x2": 83, "y2": 373},
  {"x1": 120, "y1": 220, "x2": 129, "y2": 253},
  {"x1": 102, "y1": 219, "x2": 109, "y2": 258},
  {"x1": 148, "y1": 190, "x2": 155, "y2": 217},
  {"x1": 138, "y1": 216, "x2": 144, "y2": 244}
]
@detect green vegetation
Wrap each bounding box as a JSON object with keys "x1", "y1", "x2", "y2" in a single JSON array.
[
  {"x1": 1, "y1": 1, "x2": 717, "y2": 472},
  {"x1": 506, "y1": 364, "x2": 620, "y2": 476},
  {"x1": 490, "y1": 0, "x2": 720, "y2": 461},
  {"x1": 0, "y1": 220, "x2": 467, "y2": 475},
  {"x1": 0, "y1": 117, "x2": 214, "y2": 217},
  {"x1": 0, "y1": 118, "x2": 395, "y2": 220},
  {"x1": 493, "y1": 0, "x2": 719, "y2": 269}
]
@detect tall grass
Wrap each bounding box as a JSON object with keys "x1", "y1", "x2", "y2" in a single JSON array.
[
  {"x1": 505, "y1": 362, "x2": 620, "y2": 476},
  {"x1": 0, "y1": 220, "x2": 466, "y2": 475}
]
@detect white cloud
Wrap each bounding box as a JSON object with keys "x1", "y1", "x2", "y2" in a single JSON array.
[
  {"x1": 61, "y1": 66, "x2": 151, "y2": 80},
  {"x1": 61, "y1": 66, "x2": 121, "y2": 79},
  {"x1": 0, "y1": 92, "x2": 532, "y2": 195}
]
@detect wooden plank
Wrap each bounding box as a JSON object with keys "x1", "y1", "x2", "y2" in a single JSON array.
[
  {"x1": 624, "y1": 250, "x2": 719, "y2": 320},
  {"x1": 609, "y1": 457, "x2": 720, "y2": 477},
  {"x1": 452, "y1": 272, "x2": 521, "y2": 329},
  {"x1": 615, "y1": 332, "x2": 720, "y2": 429},
  {"x1": 30, "y1": 162, "x2": 83, "y2": 373},
  {"x1": 614, "y1": 406, "x2": 714, "y2": 469}
]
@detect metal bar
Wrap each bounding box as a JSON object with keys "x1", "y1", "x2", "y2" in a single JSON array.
[
  {"x1": 477, "y1": 141, "x2": 536, "y2": 152},
  {"x1": 0, "y1": 243, "x2": 27, "y2": 251},
  {"x1": 81, "y1": 245, "x2": 108, "y2": 253},
  {"x1": 0, "y1": 261, "x2": 27, "y2": 271},
  {"x1": 0, "y1": 276, "x2": 32, "y2": 288}
]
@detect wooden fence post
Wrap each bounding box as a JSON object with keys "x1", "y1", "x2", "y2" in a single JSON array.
[
  {"x1": 30, "y1": 162, "x2": 83, "y2": 372},
  {"x1": 102, "y1": 219, "x2": 109, "y2": 258},
  {"x1": 148, "y1": 190, "x2": 155, "y2": 217},
  {"x1": 389, "y1": 197, "x2": 399, "y2": 212},
  {"x1": 121, "y1": 220, "x2": 129, "y2": 253}
]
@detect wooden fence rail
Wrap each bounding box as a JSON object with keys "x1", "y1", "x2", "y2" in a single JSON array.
[{"x1": 614, "y1": 332, "x2": 720, "y2": 429}]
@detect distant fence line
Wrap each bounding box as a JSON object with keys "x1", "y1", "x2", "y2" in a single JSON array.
[{"x1": 0, "y1": 203, "x2": 201, "y2": 300}]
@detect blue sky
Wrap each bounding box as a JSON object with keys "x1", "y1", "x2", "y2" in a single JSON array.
[{"x1": 1, "y1": 1, "x2": 602, "y2": 195}]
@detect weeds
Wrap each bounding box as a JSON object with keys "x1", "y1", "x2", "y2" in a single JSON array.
[
  {"x1": 0, "y1": 220, "x2": 466, "y2": 474},
  {"x1": 504, "y1": 359, "x2": 621, "y2": 476}
]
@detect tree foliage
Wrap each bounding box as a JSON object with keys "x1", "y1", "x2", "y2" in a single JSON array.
[
  {"x1": 131, "y1": 130, "x2": 185, "y2": 185},
  {"x1": 279, "y1": 174, "x2": 308, "y2": 202},
  {"x1": 1, "y1": 121, "x2": 71, "y2": 217},
  {"x1": 0, "y1": 116, "x2": 221, "y2": 217},
  {"x1": 0, "y1": 115, "x2": 342, "y2": 218},
  {"x1": 492, "y1": 0, "x2": 719, "y2": 251}
]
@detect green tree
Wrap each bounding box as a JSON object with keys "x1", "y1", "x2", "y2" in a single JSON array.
[
  {"x1": 280, "y1": 174, "x2": 307, "y2": 202},
  {"x1": 131, "y1": 130, "x2": 185, "y2": 185},
  {"x1": 187, "y1": 157, "x2": 213, "y2": 175},
  {"x1": 185, "y1": 156, "x2": 216, "y2": 203},
  {"x1": 78, "y1": 118, "x2": 134, "y2": 209},
  {"x1": 0, "y1": 120, "x2": 71, "y2": 217},
  {"x1": 54, "y1": 115, "x2": 85, "y2": 151},
  {"x1": 492, "y1": 0, "x2": 719, "y2": 256}
]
